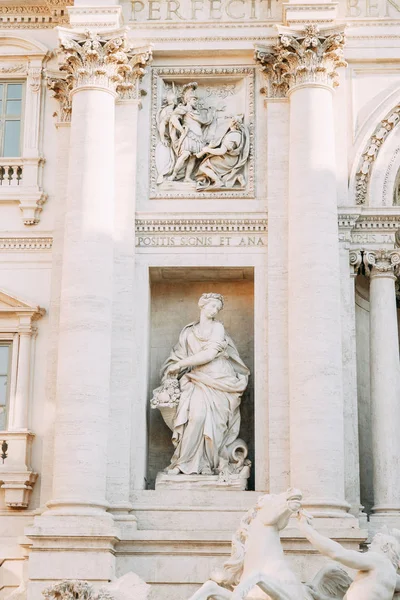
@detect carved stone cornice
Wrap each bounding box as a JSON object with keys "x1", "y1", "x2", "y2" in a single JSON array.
[
  {"x1": 116, "y1": 46, "x2": 152, "y2": 101},
  {"x1": 58, "y1": 29, "x2": 134, "y2": 95},
  {"x1": 363, "y1": 249, "x2": 400, "y2": 277},
  {"x1": 255, "y1": 24, "x2": 347, "y2": 97},
  {"x1": 47, "y1": 76, "x2": 72, "y2": 123}
]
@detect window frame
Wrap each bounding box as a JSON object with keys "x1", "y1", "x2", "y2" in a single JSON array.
[
  {"x1": 0, "y1": 333, "x2": 18, "y2": 433},
  {"x1": 0, "y1": 81, "x2": 25, "y2": 158},
  {"x1": 0, "y1": 340, "x2": 13, "y2": 431}
]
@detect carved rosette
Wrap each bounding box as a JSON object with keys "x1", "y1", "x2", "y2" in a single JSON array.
[
  {"x1": 116, "y1": 46, "x2": 152, "y2": 101},
  {"x1": 363, "y1": 249, "x2": 400, "y2": 278},
  {"x1": 255, "y1": 25, "x2": 347, "y2": 97},
  {"x1": 47, "y1": 76, "x2": 72, "y2": 123},
  {"x1": 58, "y1": 29, "x2": 135, "y2": 95}
]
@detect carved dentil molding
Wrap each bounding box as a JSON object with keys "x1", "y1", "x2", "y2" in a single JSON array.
[
  {"x1": 255, "y1": 24, "x2": 347, "y2": 97},
  {"x1": 58, "y1": 29, "x2": 136, "y2": 94},
  {"x1": 136, "y1": 218, "x2": 267, "y2": 234},
  {"x1": 355, "y1": 105, "x2": 400, "y2": 206},
  {"x1": 0, "y1": 237, "x2": 52, "y2": 250}
]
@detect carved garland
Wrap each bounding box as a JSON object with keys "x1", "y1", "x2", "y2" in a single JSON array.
[
  {"x1": 354, "y1": 105, "x2": 400, "y2": 205},
  {"x1": 150, "y1": 66, "x2": 255, "y2": 199}
]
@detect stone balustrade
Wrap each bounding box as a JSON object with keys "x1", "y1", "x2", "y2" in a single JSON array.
[
  {"x1": 0, "y1": 161, "x2": 23, "y2": 187},
  {"x1": 0, "y1": 157, "x2": 46, "y2": 225}
]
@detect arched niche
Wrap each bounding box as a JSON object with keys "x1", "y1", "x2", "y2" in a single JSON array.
[
  {"x1": 349, "y1": 85, "x2": 400, "y2": 206},
  {"x1": 368, "y1": 123, "x2": 400, "y2": 207}
]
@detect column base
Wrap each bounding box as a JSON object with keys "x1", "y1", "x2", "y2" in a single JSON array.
[
  {"x1": 25, "y1": 509, "x2": 119, "y2": 600},
  {"x1": 300, "y1": 497, "x2": 353, "y2": 518},
  {"x1": 369, "y1": 511, "x2": 400, "y2": 537}
]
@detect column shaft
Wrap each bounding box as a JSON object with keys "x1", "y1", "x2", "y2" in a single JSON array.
[
  {"x1": 52, "y1": 86, "x2": 115, "y2": 509},
  {"x1": 369, "y1": 268, "x2": 400, "y2": 514},
  {"x1": 288, "y1": 85, "x2": 346, "y2": 512}
]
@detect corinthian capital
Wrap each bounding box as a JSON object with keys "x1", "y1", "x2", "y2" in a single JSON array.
[
  {"x1": 363, "y1": 249, "x2": 400, "y2": 278},
  {"x1": 116, "y1": 46, "x2": 152, "y2": 101},
  {"x1": 47, "y1": 76, "x2": 72, "y2": 123},
  {"x1": 58, "y1": 28, "x2": 134, "y2": 94},
  {"x1": 255, "y1": 24, "x2": 347, "y2": 97}
]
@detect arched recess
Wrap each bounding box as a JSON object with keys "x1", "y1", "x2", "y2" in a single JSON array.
[
  {"x1": 349, "y1": 86, "x2": 400, "y2": 207},
  {"x1": 368, "y1": 123, "x2": 400, "y2": 207},
  {"x1": 0, "y1": 34, "x2": 48, "y2": 57}
]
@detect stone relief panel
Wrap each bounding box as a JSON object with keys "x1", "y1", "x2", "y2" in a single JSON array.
[{"x1": 150, "y1": 67, "x2": 255, "y2": 199}]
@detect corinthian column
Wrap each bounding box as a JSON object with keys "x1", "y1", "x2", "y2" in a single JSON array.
[
  {"x1": 27, "y1": 30, "x2": 140, "y2": 595},
  {"x1": 258, "y1": 26, "x2": 349, "y2": 515},
  {"x1": 363, "y1": 250, "x2": 400, "y2": 526},
  {"x1": 48, "y1": 29, "x2": 133, "y2": 514}
]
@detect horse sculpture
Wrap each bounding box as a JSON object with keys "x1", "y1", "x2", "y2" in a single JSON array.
[{"x1": 188, "y1": 488, "x2": 352, "y2": 600}]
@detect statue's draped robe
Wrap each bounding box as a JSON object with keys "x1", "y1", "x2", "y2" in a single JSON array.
[
  {"x1": 161, "y1": 322, "x2": 249, "y2": 474},
  {"x1": 197, "y1": 121, "x2": 250, "y2": 188}
]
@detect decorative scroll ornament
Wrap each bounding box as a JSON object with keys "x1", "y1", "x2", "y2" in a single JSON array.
[
  {"x1": 47, "y1": 76, "x2": 72, "y2": 123},
  {"x1": 58, "y1": 29, "x2": 134, "y2": 94},
  {"x1": 363, "y1": 249, "x2": 400, "y2": 276},
  {"x1": 255, "y1": 24, "x2": 347, "y2": 97},
  {"x1": 116, "y1": 46, "x2": 152, "y2": 101},
  {"x1": 349, "y1": 249, "x2": 362, "y2": 275}
]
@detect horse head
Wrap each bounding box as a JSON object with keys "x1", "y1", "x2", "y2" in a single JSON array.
[{"x1": 257, "y1": 488, "x2": 302, "y2": 531}]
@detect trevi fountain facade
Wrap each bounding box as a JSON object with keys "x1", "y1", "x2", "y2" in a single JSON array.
[{"x1": 1, "y1": 0, "x2": 400, "y2": 598}]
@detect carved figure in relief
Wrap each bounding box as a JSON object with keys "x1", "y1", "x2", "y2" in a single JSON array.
[
  {"x1": 187, "y1": 489, "x2": 352, "y2": 600},
  {"x1": 196, "y1": 114, "x2": 249, "y2": 190},
  {"x1": 298, "y1": 513, "x2": 400, "y2": 600},
  {"x1": 151, "y1": 293, "x2": 250, "y2": 478},
  {"x1": 155, "y1": 83, "x2": 178, "y2": 183},
  {"x1": 167, "y1": 82, "x2": 215, "y2": 182}
]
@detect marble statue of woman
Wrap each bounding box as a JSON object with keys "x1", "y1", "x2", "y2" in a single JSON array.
[{"x1": 158, "y1": 293, "x2": 249, "y2": 476}]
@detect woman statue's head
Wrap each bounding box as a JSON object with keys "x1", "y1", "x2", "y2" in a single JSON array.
[{"x1": 198, "y1": 293, "x2": 224, "y2": 319}]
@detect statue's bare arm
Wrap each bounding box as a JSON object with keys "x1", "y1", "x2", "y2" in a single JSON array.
[{"x1": 298, "y1": 515, "x2": 375, "y2": 571}]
